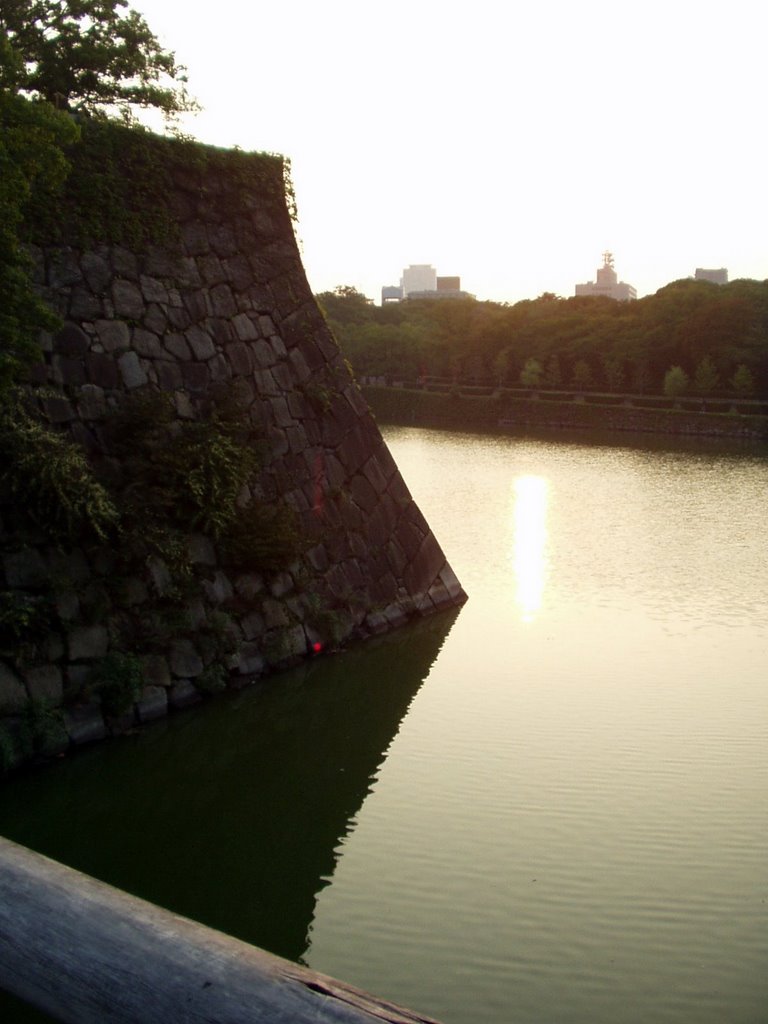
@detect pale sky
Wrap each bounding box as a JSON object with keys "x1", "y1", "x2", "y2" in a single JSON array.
[{"x1": 134, "y1": 0, "x2": 766, "y2": 304}]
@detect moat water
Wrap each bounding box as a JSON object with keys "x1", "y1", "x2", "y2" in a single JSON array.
[{"x1": 1, "y1": 425, "x2": 767, "y2": 1023}]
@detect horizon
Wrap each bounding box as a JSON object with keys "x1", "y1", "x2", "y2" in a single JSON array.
[{"x1": 134, "y1": 0, "x2": 766, "y2": 306}]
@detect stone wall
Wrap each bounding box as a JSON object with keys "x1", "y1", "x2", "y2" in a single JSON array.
[{"x1": 0, "y1": 139, "x2": 465, "y2": 771}]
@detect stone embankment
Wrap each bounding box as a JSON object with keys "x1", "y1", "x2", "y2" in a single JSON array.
[
  {"x1": 364, "y1": 386, "x2": 768, "y2": 440},
  {"x1": 0, "y1": 139, "x2": 465, "y2": 772}
]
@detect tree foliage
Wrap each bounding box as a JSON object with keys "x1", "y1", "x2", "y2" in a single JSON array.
[
  {"x1": 319, "y1": 278, "x2": 768, "y2": 397},
  {"x1": 1, "y1": 0, "x2": 197, "y2": 125},
  {"x1": 0, "y1": 30, "x2": 78, "y2": 388}
]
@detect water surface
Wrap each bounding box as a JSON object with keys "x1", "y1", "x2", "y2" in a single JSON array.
[{"x1": 1, "y1": 427, "x2": 766, "y2": 1024}]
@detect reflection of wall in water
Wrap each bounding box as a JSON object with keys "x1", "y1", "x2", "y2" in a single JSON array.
[{"x1": 0, "y1": 610, "x2": 459, "y2": 965}]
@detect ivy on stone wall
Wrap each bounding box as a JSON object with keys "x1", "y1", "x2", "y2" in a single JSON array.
[{"x1": 23, "y1": 119, "x2": 290, "y2": 251}]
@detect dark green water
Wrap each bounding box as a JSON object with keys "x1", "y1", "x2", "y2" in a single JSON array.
[{"x1": 1, "y1": 426, "x2": 767, "y2": 1023}]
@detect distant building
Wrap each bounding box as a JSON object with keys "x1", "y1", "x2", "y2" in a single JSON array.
[
  {"x1": 437, "y1": 276, "x2": 461, "y2": 292},
  {"x1": 575, "y1": 252, "x2": 636, "y2": 301},
  {"x1": 695, "y1": 268, "x2": 728, "y2": 285},
  {"x1": 401, "y1": 264, "x2": 437, "y2": 296},
  {"x1": 381, "y1": 266, "x2": 474, "y2": 304}
]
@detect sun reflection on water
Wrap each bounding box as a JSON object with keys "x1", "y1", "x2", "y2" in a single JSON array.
[{"x1": 511, "y1": 474, "x2": 549, "y2": 622}]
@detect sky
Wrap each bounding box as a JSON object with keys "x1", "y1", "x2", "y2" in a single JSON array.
[{"x1": 134, "y1": 0, "x2": 766, "y2": 305}]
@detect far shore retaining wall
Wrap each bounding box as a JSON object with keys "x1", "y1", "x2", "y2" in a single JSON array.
[{"x1": 364, "y1": 386, "x2": 768, "y2": 441}]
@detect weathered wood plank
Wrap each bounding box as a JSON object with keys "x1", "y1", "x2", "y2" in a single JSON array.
[{"x1": 0, "y1": 836, "x2": 441, "y2": 1024}]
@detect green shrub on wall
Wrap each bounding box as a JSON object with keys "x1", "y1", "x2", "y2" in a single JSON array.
[{"x1": 0, "y1": 392, "x2": 119, "y2": 542}]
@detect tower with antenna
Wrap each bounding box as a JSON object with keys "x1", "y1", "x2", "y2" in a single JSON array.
[{"x1": 575, "y1": 252, "x2": 636, "y2": 301}]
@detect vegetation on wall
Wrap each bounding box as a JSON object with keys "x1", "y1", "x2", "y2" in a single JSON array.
[
  {"x1": 318, "y1": 279, "x2": 768, "y2": 398},
  {"x1": 0, "y1": 391, "x2": 119, "y2": 542},
  {"x1": 0, "y1": 32, "x2": 77, "y2": 389}
]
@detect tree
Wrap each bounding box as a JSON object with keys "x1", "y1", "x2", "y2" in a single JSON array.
[
  {"x1": 571, "y1": 359, "x2": 594, "y2": 390},
  {"x1": 663, "y1": 365, "x2": 689, "y2": 397},
  {"x1": 1, "y1": 0, "x2": 197, "y2": 126},
  {"x1": 602, "y1": 357, "x2": 625, "y2": 392},
  {"x1": 520, "y1": 357, "x2": 543, "y2": 388},
  {"x1": 730, "y1": 364, "x2": 755, "y2": 397},
  {"x1": 544, "y1": 354, "x2": 562, "y2": 388},
  {"x1": 693, "y1": 355, "x2": 720, "y2": 395}
]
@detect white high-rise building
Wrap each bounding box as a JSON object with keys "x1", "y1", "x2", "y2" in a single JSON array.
[
  {"x1": 575, "y1": 252, "x2": 636, "y2": 301},
  {"x1": 401, "y1": 264, "x2": 437, "y2": 296}
]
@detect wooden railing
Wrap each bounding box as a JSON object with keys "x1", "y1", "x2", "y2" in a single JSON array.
[{"x1": 0, "y1": 836, "x2": 440, "y2": 1024}]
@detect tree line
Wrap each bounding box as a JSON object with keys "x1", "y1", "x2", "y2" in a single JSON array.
[{"x1": 317, "y1": 279, "x2": 768, "y2": 398}]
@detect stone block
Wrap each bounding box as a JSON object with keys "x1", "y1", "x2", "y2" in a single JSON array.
[
  {"x1": 47, "y1": 249, "x2": 82, "y2": 288},
  {"x1": 95, "y1": 319, "x2": 130, "y2": 352},
  {"x1": 81, "y1": 252, "x2": 111, "y2": 293},
  {"x1": 156, "y1": 361, "x2": 183, "y2": 390},
  {"x1": 350, "y1": 473, "x2": 378, "y2": 514},
  {"x1": 185, "y1": 325, "x2": 215, "y2": 360},
  {"x1": 169, "y1": 639, "x2": 203, "y2": 678},
  {"x1": 167, "y1": 305, "x2": 191, "y2": 330},
  {"x1": 68, "y1": 625, "x2": 108, "y2": 660},
  {"x1": 209, "y1": 223, "x2": 238, "y2": 257},
  {"x1": 112, "y1": 279, "x2": 145, "y2": 319},
  {"x1": 252, "y1": 339, "x2": 276, "y2": 369},
  {"x1": 269, "y1": 572, "x2": 294, "y2": 599},
  {"x1": 132, "y1": 328, "x2": 164, "y2": 358},
  {"x1": 44, "y1": 633, "x2": 65, "y2": 662},
  {"x1": 118, "y1": 350, "x2": 148, "y2": 389},
  {"x1": 237, "y1": 642, "x2": 266, "y2": 676},
  {"x1": 54, "y1": 322, "x2": 90, "y2": 355},
  {"x1": 85, "y1": 353, "x2": 119, "y2": 389},
  {"x1": 0, "y1": 662, "x2": 28, "y2": 713},
  {"x1": 226, "y1": 341, "x2": 254, "y2": 374},
  {"x1": 187, "y1": 534, "x2": 216, "y2": 566},
  {"x1": 224, "y1": 255, "x2": 253, "y2": 291},
  {"x1": 169, "y1": 680, "x2": 201, "y2": 708},
  {"x1": 51, "y1": 356, "x2": 86, "y2": 388},
  {"x1": 143, "y1": 247, "x2": 181, "y2": 278},
  {"x1": 139, "y1": 275, "x2": 169, "y2": 305},
  {"x1": 363, "y1": 610, "x2": 389, "y2": 635},
  {"x1": 181, "y1": 221, "x2": 209, "y2": 256},
  {"x1": 23, "y1": 664, "x2": 63, "y2": 704},
  {"x1": 181, "y1": 362, "x2": 210, "y2": 393},
  {"x1": 439, "y1": 564, "x2": 466, "y2": 603},
  {"x1": 112, "y1": 246, "x2": 139, "y2": 279},
  {"x1": 287, "y1": 346, "x2": 311, "y2": 383},
  {"x1": 143, "y1": 303, "x2": 168, "y2": 335},
  {"x1": 54, "y1": 590, "x2": 80, "y2": 621},
  {"x1": 208, "y1": 354, "x2": 231, "y2": 382},
  {"x1": 234, "y1": 573, "x2": 264, "y2": 601},
  {"x1": 404, "y1": 534, "x2": 447, "y2": 596},
  {"x1": 146, "y1": 556, "x2": 172, "y2": 597},
  {"x1": 183, "y1": 290, "x2": 209, "y2": 322},
  {"x1": 63, "y1": 703, "x2": 107, "y2": 745},
  {"x1": 209, "y1": 318, "x2": 233, "y2": 346},
  {"x1": 69, "y1": 286, "x2": 103, "y2": 320},
  {"x1": 164, "y1": 333, "x2": 192, "y2": 360},
  {"x1": 262, "y1": 598, "x2": 289, "y2": 630},
  {"x1": 269, "y1": 396, "x2": 294, "y2": 429},
  {"x1": 3, "y1": 548, "x2": 49, "y2": 588},
  {"x1": 199, "y1": 254, "x2": 226, "y2": 286},
  {"x1": 202, "y1": 571, "x2": 234, "y2": 605},
  {"x1": 210, "y1": 283, "x2": 237, "y2": 317},
  {"x1": 136, "y1": 685, "x2": 168, "y2": 722},
  {"x1": 240, "y1": 611, "x2": 265, "y2": 641},
  {"x1": 139, "y1": 654, "x2": 171, "y2": 689}
]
